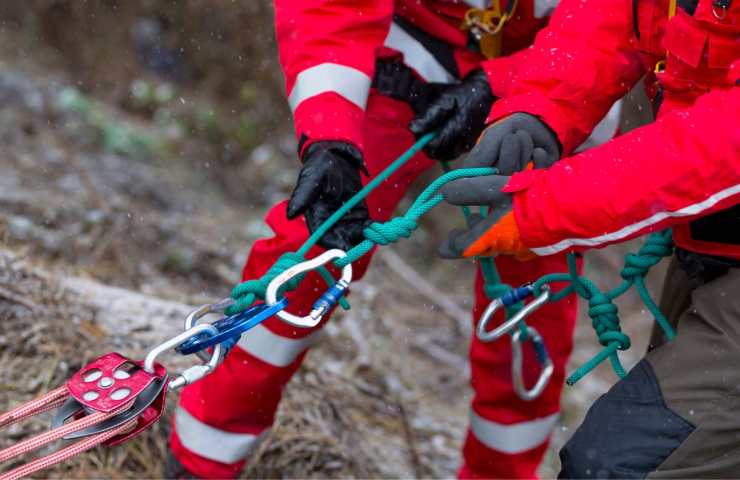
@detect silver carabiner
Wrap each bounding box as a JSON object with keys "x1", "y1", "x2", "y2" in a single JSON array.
[
  {"x1": 184, "y1": 297, "x2": 235, "y2": 362},
  {"x1": 477, "y1": 285, "x2": 550, "y2": 343},
  {"x1": 265, "y1": 249, "x2": 352, "y2": 328},
  {"x1": 143, "y1": 324, "x2": 224, "y2": 391},
  {"x1": 511, "y1": 326, "x2": 554, "y2": 401}
]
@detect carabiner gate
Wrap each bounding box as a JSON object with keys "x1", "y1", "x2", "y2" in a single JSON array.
[
  {"x1": 477, "y1": 284, "x2": 550, "y2": 342},
  {"x1": 183, "y1": 297, "x2": 236, "y2": 362},
  {"x1": 265, "y1": 249, "x2": 353, "y2": 328},
  {"x1": 511, "y1": 326, "x2": 554, "y2": 401},
  {"x1": 143, "y1": 324, "x2": 224, "y2": 391}
]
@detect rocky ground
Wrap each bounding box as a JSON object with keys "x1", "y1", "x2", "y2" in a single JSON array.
[{"x1": 0, "y1": 6, "x2": 665, "y2": 478}]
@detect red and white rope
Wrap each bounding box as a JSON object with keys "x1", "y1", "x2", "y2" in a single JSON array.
[
  {"x1": 0, "y1": 387, "x2": 68, "y2": 429},
  {"x1": 0, "y1": 404, "x2": 131, "y2": 463},
  {"x1": 0, "y1": 418, "x2": 137, "y2": 480}
]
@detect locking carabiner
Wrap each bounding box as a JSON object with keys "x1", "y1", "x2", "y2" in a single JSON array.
[
  {"x1": 143, "y1": 324, "x2": 224, "y2": 391},
  {"x1": 476, "y1": 284, "x2": 550, "y2": 342},
  {"x1": 511, "y1": 326, "x2": 554, "y2": 401},
  {"x1": 182, "y1": 297, "x2": 237, "y2": 362},
  {"x1": 177, "y1": 298, "x2": 289, "y2": 357},
  {"x1": 265, "y1": 249, "x2": 353, "y2": 328}
]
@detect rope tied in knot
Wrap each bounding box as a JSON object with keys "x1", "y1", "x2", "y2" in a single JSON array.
[
  {"x1": 363, "y1": 218, "x2": 418, "y2": 245},
  {"x1": 621, "y1": 231, "x2": 674, "y2": 281},
  {"x1": 588, "y1": 293, "x2": 631, "y2": 351}
]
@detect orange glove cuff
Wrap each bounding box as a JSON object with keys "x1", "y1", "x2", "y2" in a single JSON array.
[{"x1": 462, "y1": 211, "x2": 533, "y2": 260}]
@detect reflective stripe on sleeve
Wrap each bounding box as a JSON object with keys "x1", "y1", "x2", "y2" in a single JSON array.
[
  {"x1": 463, "y1": 0, "x2": 491, "y2": 7},
  {"x1": 384, "y1": 23, "x2": 456, "y2": 84},
  {"x1": 469, "y1": 409, "x2": 559, "y2": 454},
  {"x1": 237, "y1": 324, "x2": 323, "y2": 367},
  {"x1": 531, "y1": 182, "x2": 740, "y2": 256},
  {"x1": 175, "y1": 407, "x2": 258, "y2": 464},
  {"x1": 288, "y1": 63, "x2": 371, "y2": 113}
]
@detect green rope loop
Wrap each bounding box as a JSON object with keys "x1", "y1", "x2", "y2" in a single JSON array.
[
  {"x1": 228, "y1": 133, "x2": 496, "y2": 314},
  {"x1": 226, "y1": 252, "x2": 306, "y2": 315},
  {"x1": 226, "y1": 132, "x2": 674, "y2": 389}
]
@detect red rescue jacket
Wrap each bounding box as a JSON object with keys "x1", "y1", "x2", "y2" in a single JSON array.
[
  {"x1": 273, "y1": 0, "x2": 559, "y2": 155},
  {"x1": 489, "y1": 0, "x2": 740, "y2": 259}
]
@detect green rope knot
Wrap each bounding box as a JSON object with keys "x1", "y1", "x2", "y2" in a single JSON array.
[
  {"x1": 567, "y1": 292, "x2": 630, "y2": 386},
  {"x1": 226, "y1": 252, "x2": 307, "y2": 315},
  {"x1": 363, "y1": 217, "x2": 418, "y2": 245},
  {"x1": 621, "y1": 231, "x2": 673, "y2": 281},
  {"x1": 588, "y1": 293, "x2": 630, "y2": 351}
]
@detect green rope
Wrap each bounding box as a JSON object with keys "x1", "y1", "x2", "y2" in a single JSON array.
[
  {"x1": 227, "y1": 132, "x2": 674, "y2": 387},
  {"x1": 226, "y1": 133, "x2": 497, "y2": 315},
  {"x1": 533, "y1": 230, "x2": 674, "y2": 384}
]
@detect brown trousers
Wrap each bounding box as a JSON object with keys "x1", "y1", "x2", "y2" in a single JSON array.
[
  {"x1": 648, "y1": 259, "x2": 740, "y2": 477},
  {"x1": 559, "y1": 257, "x2": 740, "y2": 478}
]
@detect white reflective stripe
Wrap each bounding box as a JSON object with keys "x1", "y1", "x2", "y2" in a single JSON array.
[
  {"x1": 384, "y1": 23, "x2": 456, "y2": 84},
  {"x1": 469, "y1": 409, "x2": 559, "y2": 454},
  {"x1": 237, "y1": 324, "x2": 323, "y2": 367},
  {"x1": 532, "y1": 182, "x2": 740, "y2": 256},
  {"x1": 463, "y1": 0, "x2": 491, "y2": 8},
  {"x1": 575, "y1": 100, "x2": 623, "y2": 153},
  {"x1": 288, "y1": 63, "x2": 371, "y2": 112},
  {"x1": 534, "y1": 0, "x2": 560, "y2": 18},
  {"x1": 175, "y1": 407, "x2": 258, "y2": 464}
]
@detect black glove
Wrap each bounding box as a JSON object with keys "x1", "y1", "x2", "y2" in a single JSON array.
[
  {"x1": 409, "y1": 69, "x2": 495, "y2": 161},
  {"x1": 286, "y1": 142, "x2": 371, "y2": 251},
  {"x1": 466, "y1": 113, "x2": 561, "y2": 174}
]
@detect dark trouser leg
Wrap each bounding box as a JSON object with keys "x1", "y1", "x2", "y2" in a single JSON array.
[{"x1": 559, "y1": 258, "x2": 740, "y2": 479}]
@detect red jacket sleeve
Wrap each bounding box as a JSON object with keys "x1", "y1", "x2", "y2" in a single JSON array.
[
  {"x1": 488, "y1": 0, "x2": 651, "y2": 154},
  {"x1": 482, "y1": 48, "x2": 531, "y2": 99},
  {"x1": 506, "y1": 86, "x2": 740, "y2": 256},
  {"x1": 274, "y1": 0, "x2": 393, "y2": 154}
]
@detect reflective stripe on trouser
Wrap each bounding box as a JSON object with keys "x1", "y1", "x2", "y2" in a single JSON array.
[
  {"x1": 460, "y1": 254, "x2": 578, "y2": 479},
  {"x1": 171, "y1": 93, "x2": 577, "y2": 478}
]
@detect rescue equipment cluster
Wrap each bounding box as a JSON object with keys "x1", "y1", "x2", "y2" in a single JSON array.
[{"x1": 0, "y1": 133, "x2": 674, "y2": 478}]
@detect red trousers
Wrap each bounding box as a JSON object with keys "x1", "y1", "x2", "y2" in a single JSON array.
[{"x1": 171, "y1": 93, "x2": 577, "y2": 479}]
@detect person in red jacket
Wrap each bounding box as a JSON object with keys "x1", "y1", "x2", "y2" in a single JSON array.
[
  {"x1": 166, "y1": 1, "x2": 623, "y2": 478},
  {"x1": 436, "y1": 0, "x2": 740, "y2": 476}
]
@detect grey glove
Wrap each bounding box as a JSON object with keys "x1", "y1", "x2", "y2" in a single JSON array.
[{"x1": 467, "y1": 113, "x2": 561, "y2": 174}]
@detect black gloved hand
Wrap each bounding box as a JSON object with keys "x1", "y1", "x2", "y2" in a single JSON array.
[
  {"x1": 286, "y1": 142, "x2": 371, "y2": 251},
  {"x1": 466, "y1": 113, "x2": 561, "y2": 174},
  {"x1": 409, "y1": 69, "x2": 495, "y2": 161}
]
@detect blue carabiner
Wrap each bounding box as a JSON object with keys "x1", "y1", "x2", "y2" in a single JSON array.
[{"x1": 176, "y1": 298, "x2": 288, "y2": 355}]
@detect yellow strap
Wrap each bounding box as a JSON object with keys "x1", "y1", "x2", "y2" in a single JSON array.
[{"x1": 655, "y1": 0, "x2": 678, "y2": 71}]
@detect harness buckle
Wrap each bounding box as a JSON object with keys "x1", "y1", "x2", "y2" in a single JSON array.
[
  {"x1": 461, "y1": 0, "x2": 518, "y2": 58},
  {"x1": 266, "y1": 249, "x2": 353, "y2": 328},
  {"x1": 511, "y1": 326, "x2": 554, "y2": 401}
]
